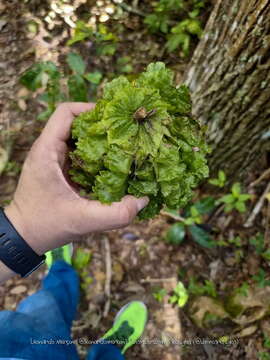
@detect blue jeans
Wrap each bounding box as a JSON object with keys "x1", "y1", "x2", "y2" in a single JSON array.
[{"x1": 0, "y1": 261, "x2": 124, "y2": 360}]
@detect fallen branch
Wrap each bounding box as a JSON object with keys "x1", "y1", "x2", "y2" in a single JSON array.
[
  {"x1": 103, "y1": 236, "x2": 112, "y2": 318},
  {"x1": 249, "y1": 168, "x2": 270, "y2": 188},
  {"x1": 244, "y1": 182, "x2": 270, "y2": 228}
]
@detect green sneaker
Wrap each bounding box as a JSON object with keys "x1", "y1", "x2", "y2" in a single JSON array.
[
  {"x1": 101, "y1": 301, "x2": 148, "y2": 354},
  {"x1": 45, "y1": 244, "x2": 73, "y2": 268}
]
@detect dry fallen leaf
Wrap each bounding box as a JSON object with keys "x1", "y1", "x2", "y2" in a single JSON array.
[{"x1": 10, "y1": 285, "x2": 27, "y2": 295}]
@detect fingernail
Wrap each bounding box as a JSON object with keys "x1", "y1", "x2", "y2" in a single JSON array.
[{"x1": 137, "y1": 197, "x2": 149, "y2": 211}]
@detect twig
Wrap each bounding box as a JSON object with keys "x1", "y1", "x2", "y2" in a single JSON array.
[
  {"x1": 244, "y1": 182, "x2": 270, "y2": 228},
  {"x1": 141, "y1": 277, "x2": 176, "y2": 283},
  {"x1": 249, "y1": 168, "x2": 270, "y2": 187},
  {"x1": 103, "y1": 236, "x2": 112, "y2": 318},
  {"x1": 265, "y1": 199, "x2": 270, "y2": 244},
  {"x1": 160, "y1": 210, "x2": 185, "y2": 222},
  {"x1": 112, "y1": 1, "x2": 146, "y2": 17}
]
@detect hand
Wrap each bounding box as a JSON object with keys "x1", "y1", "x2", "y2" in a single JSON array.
[{"x1": 4, "y1": 103, "x2": 149, "y2": 255}]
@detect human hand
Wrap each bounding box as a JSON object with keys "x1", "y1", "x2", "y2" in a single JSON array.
[{"x1": 4, "y1": 103, "x2": 149, "y2": 255}]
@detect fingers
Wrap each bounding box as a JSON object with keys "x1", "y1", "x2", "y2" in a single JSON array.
[
  {"x1": 42, "y1": 102, "x2": 95, "y2": 143},
  {"x1": 77, "y1": 195, "x2": 149, "y2": 232}
]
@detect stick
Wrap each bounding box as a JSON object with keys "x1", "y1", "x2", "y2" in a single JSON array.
[
  {"x1": 112, "y1": 1, "x2": 146, "y2": 17},
  {"x1": 249, "y1": 168, "x2": 270, "y2": 188},
  {"x1": 141, "y1": 277, "x2": 176, "y2": 283},
  {"x1": 244, "y1": 182, "x2": 270, "y2": 228},
  {"x1": 160, "y1": 210, "x2": 185, "y2": 222},
  {"x1": 103, "y1": 236, "x2": 112, "y2": 317}
]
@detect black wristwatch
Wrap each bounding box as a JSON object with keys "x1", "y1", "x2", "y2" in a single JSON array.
[{"x1": 0, "y1": 208, "x2": 45, "y2": 277}]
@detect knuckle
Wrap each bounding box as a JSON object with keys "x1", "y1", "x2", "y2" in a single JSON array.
[
  {"x1": 118, "y1": 203, "x2": 134, "y2": 226},
  {"x1": 56, "y1": 102, "x2": 68, "y2": 112}
]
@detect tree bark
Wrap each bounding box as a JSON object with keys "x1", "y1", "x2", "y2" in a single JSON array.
[{"x1": 184, "y1": 0, "x2": 270, "y2": 179}]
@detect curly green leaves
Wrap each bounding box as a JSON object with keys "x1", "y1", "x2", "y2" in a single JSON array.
[{"x1": 69, "y1": 62, "x2": 209, "y2": 218}]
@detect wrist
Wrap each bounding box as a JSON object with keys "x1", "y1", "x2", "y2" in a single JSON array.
[
  {"x1": 0, "y1": 260, "x2": 16, "y2": 283},
  {"x1": 4, "y1": 202, "x2": 44, "y2": 256}
]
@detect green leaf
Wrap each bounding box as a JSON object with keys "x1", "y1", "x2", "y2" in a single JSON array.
[
  {"x1": 232, "y1": 182, "x2": 241, "y2": 197},
  {"x1": 189, "y1": 225, "x2": 215, "y2": 248},
  {"x1": 169, "y1": 281, "x2": 189, "y2": 307},
  {"x1": 235, "y1": 201, "x2": 246, "y2": 213},
  {"x1": 67, "y1": 21, "x2": 93, "y2": 46},
  {"x1": 193, "y1": 196, "x2": 216, "y2": 214},
  {"x1": 166, "y1": 223, "x2": 186, "y2": 245},
  {"x1": 84, "y1": 71, "x2": 103, "y2": 84},
  {"x1": 67, "y1": 53, "x2": 86, "y2": 75},
  {"x1": 238, "y1": 193, "x2": 251, "y2": 201},
  {"x1": 262, "y1": 249, "x2": 270, "y2": 261},
  {"x1": 219, "y1": 170, "x2": 226, "y2": 183},
  {"x1": 68, "y1": 74, "x2": 88, "y2": 102},
  {"x1": 219, "y1": 194, "x2": 235, "y2": 204},
  {"x1": 20, "y1": 61, "x2": 60, "y2": 91}
]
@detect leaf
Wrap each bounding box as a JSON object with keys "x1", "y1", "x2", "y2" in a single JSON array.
[
  {"x1": 67, "y1": 20, "x2": 93, "y2": 46},
  {"x1": 170, "y1": 281, "x2": 189, "y2": 307},
  {"x1": 218, "y1": 170, "x2": 226, "y2": 183},
  {"x1": 189, "y1": 225, "x2": 215, "y2": 248},
  {"x1": 84, "y1": 71, "x2": 103, "y2": 84},
  {"x1": 193, "y1": 196, "x2": 216, "y2": 214},
  {"x1": 235, "y1": 201, "x2": 246, "y2": 213},
  {"x1": 68, "y1": 74, "x2": 88, "y2": 102},
  {"x1": 67, "y1": 53, "x2": 86, "y2": 75},
  {"x1": 219, "y1": 194, "x2": 235, "y2": 204},
  {"x1": 232, "y1": 182, "x2": 241, "y2": 197},
  {"x1": 166, "y1": 223, "x2": 186, "y2": 245},
  {"x1": 20, "y1": 61, "x2": 60, "y2": 91}
]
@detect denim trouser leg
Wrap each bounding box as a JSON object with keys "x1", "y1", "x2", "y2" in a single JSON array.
[
  {"x1": 87, "y1": 344, "x2": 125, "y2": 360},
  {"x1": 0, "y1": 261, "x2": 79, "y2": 360},
  {"x1": 0, "y1": 260, "x2": 124, "y2": 360}
]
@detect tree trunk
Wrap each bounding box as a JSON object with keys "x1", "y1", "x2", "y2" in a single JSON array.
[{"x1": 184, "y1": 0, "x2": 270, "y2": 179}]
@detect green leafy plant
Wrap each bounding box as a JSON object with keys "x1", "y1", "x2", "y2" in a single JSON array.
[
  {"x1": 236, "y1": 282, "x2": 249, "y2": 297},
  {"x1": 259, "y1": 333, "x2": 270, "y2": 360},
  {"x1": 116, "y1": 57, "x2": 133, "y2": 74},
  {"x1": 228, "y1": 236, "x2": 242, "y2": 248},
  {"x1": 69, "y1": 62, "x2": 209, "y2": 219},
  {"x1": 20, "y1": 61, "x2": 63, "y2": 120},
  {"x1": 218, "y1": 182, "x2": 251, "y2": 213},
  {"x1": 209, "y1": 170, "x2": 227, "y2": 188},
  {"x1": 252, "y1": 268, "x2": 270, "y2": 288},
  {"x1": 166, "y1": 18, "x2": 203, "y2": 55},
  {"x1": 188, "y1": 276, "x2": 217, "y2": 298},
  {"x1": 153, "y1": 288, "x2": 167, "y2": 302},
  {"x1": 144, "y1": 0, "x2": 205, "y2": 55},
  {"x1": 165, "y1": 196, "x2": 216, "y2": 248},
  {"x1": 68, "y1": 21, "x2": 118, "y2": 56},
  {"x1": 248, "y1": 232, "x2": 270, "y2": 262},
  {"x1": 169, "y1": 281, "x2": 189, "y2": 307},
  {"x1": 20, "y1": 53, "x2": 103, "y2": 120}
]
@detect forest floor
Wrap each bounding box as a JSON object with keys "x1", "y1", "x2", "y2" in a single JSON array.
[{"x1": 1, "y1": 1, "x2": 270, "y2": 359}]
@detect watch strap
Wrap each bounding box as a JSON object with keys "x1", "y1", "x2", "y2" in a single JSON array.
[{"x1": 0, "y1": 208, "x2": 45, "y2": 277}]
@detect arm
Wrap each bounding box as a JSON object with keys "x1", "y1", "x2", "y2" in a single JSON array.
[{"x1": 0, "y1": 102, "x2": 148, "y2": 283}]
